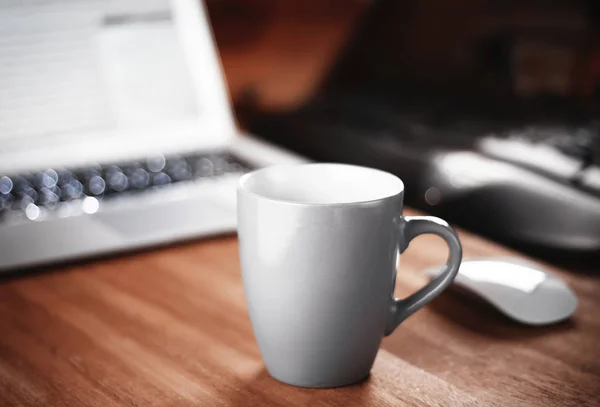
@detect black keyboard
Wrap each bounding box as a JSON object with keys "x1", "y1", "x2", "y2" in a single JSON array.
[
  {"x1": 318, "y1": 96, "x2": 600, "y2": 158},
  {"x1": 499, "y1": 124, "x2": 600, "y2": 166},
  {"x1": 298, "y1": 96, "x2": 600, "y2": 188},
  {"x1": 0, "y1": 151, "x2": 253, "y2": 222}
]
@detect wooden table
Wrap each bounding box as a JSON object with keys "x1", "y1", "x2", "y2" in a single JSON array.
[{"x1": 1, "y1": 207, "x2": 599, "y2": 406}]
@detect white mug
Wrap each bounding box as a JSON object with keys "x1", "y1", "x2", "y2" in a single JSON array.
[{"x1": 237, "y1": 163, "x2": 462, "y2": 388}]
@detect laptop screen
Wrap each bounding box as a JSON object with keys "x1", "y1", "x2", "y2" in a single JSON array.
[{"x1": 0, "y1": 0, "x2": 200, "y2": 148}]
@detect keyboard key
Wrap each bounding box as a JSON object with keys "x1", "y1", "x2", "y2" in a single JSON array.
[
  {"x1": 129, "y1": 167, "x2": 150, "y2": 189},
  {"x1": 227, "y1": 162, "x2": 245, "y2": 173},
  {"x1": 0, "y1": 176, "x2": 13, "y2": 195},
  {"x1": 192, "y1": 157, "x2": 214, "y2": 177},
  {"x1": 147, "y1": 154, "x2": 166, "y2": 172},
  {"x1": 15, "y1": 192, "x2": 36, "y2": 210},
  {"x1": 57, "y1": 170, "x2": 76, "y2": 186},
  {"x1": 17, "y1": 186, "x2": 38, "y2": 202},
  {"x1": 36, "y1": 169, "x2": 58, "y2": 189},
  {"x1": 211, "y1": 156, "x2": 228, "y2": 175},
  {"x1": 24, "y1": 203, "x2": 41, "y2": 221},
  {"x1": 152, "y1": 172, "x2": 171, "y2": 186},
  {"x1": 87, "y1": 175, "x2": 106, "y2": 196},
  {"x1": 40, "y1": 186, "x2": 61, "y2": 206},
  {"x1": 81, "y1": 196, "x2": 100, "y2": 214},
  {"x1": 167, "y1": 158, "x2": 192, "y2": 181},
  {"x1": 79, "y1": 168, "x2": 102, "y2": 181},
  {"x1": 0, "y1": 193, "x2": 13, "y2": 211},
  {"x1": 60, "y1": 180, "x2": 83, "y2": 200},
  {"x1": 12, "y1": 175, "x2": 33, "y2": 193},
  {"x1": 105, "y1": 166, "x2": 128, "y2": 192}
]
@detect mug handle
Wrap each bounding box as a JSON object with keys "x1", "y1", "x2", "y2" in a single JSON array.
[{"x1": 385, "y1": 216, "x2": 462, "y2": 336}]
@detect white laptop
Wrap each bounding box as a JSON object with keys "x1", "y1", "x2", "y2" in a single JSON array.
[{"x1": 0, "y1": 0, "x2": 306, "y2": 272}]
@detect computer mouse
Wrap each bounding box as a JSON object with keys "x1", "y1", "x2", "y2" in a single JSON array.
[{"x1": 424, "y1": 258, "x2": 578, "y2": 325}]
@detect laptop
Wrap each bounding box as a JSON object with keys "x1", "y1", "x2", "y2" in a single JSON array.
[{"x1": 0, "y1": 0, "x2": 307, "y2": 272}]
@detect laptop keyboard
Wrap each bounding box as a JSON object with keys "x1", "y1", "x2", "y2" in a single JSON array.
[{"x1": 0, "y1": 151, "x2": 253, "y2": 222}]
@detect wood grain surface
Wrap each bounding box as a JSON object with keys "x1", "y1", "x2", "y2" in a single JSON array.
[{"x1": 1, "y1": 207, "x2": 599, "y2": 407}]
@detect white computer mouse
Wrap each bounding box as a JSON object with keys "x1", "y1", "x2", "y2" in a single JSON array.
[{"x1": 424, "y1": 258, "x2": 578, "y2": 325}]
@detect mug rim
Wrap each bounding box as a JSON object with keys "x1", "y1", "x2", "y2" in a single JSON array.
[{"x1": 238, "y1": 163, "x2": 404, "y2": 207}]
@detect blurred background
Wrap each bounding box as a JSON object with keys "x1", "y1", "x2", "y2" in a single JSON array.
[
  {"x1": 206, "y1": 0, "x2": 366, "y2": 112},
  {"x1": 209, "y1": 0, "x2": 600, "y2": 113},
  {"x1": 209, "y1": 0, "x2": 600, "y2": 266},
  {"x1": 1, "y1": 0, "x2": 599, "y2": 272}
]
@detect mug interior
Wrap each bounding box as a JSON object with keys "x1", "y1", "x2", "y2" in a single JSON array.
[{"x1": 239, "y1": 163, "x2": 403, "y2": 205}]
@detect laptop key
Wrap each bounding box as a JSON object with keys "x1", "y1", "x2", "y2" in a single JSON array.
[
  {"x1": 211, "y1": 156, "x2": 228, "y2": 175},
  {"x1": 35, "y1": 169, "x2": 59, "y2": 189},
  {"x1": 12, "y1": 175, "x2": 33, "y2": 193},
  {"x1": 87, "y1": 175, "x2": 106, "y2": 196},
  {"x1": 106, "y1": 169, "x2": 128, "y2": 193},
  {"x1": 0, "y1": 193, "x2": 13, "y2": 212},
  {"x1": 128, "y1": 167, "x2": 151, "y2": 189},
  {"x1": 60, "y1": 180, "x2": 84, "y2": 201},
  {"x1": 40, "y1": 186, "x2": 61, "y2": 206},
  {"x1": 146, "y1": 154, "x2": 166, "y2": 173},
  {"x1": 0, "y1": 176, "x2": 12, "y2": 195},
  {"x1": 191, "y1": 157, "x2": 214, "y2": 177},
  {"x1": 166, "y1": 157, "x2": 192, "y2": 182},
  {"x1": 17, "y1": 186, "x2": 38, "y2": 203},
  {"x1": 152, "y1": 172, "x2": 172, "y2": 186},
  {"x1": 57, "y1": 170, "x2": 76, "y2": 186},
  {"x1": 14, "y1": 191, "x2": 36, "y2": 210}
]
